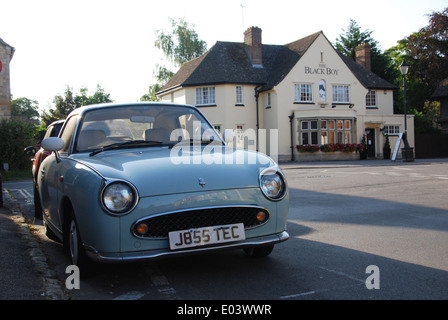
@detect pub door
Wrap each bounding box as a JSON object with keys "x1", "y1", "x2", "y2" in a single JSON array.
[{"x1": 366, "y1": 128, "x2": 376, "y2": 158}]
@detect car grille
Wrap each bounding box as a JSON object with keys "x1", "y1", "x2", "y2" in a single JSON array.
[{"x1": 133, "y1": 206, "x2": 270, "y2": 239}]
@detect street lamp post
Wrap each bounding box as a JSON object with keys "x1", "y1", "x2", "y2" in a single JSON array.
[{"x1": 399, "y1": 58, "x2": 414, "y2": 162}]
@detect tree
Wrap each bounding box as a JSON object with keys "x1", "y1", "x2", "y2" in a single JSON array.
[
  {"x1": 384, "y1": 7, "x2": 447, "y2": 133},
  {"x1": 41, "y1": 85, "x2": 112, "y2": 127},
  {"x1": 155, "y1": 18, "x2": 207, "y2": 66},
  {"x1": 335, "y1": 19, "x2": 394, "y2": 82},
  {"x1": 10, "y1": 97, "x2": 40, "y2": 123},
  {"x1": 407, "y1": 8, "x2": 448, "y2": 93},
  {"x1": 142, "y1": 18, "x2": 207, "y2": 101}
]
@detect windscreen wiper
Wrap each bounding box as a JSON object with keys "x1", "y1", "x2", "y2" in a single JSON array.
[{"x1": 89, "y1": 140, "x2": 163, "y2": 156}]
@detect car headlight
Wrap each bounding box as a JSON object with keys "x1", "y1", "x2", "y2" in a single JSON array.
[
  {"x1": 101, "y1": 181, "x2": 138, "y2": 214},
  {"x1": 259, "y1": 168, "x2": 287, "y2": 201}
]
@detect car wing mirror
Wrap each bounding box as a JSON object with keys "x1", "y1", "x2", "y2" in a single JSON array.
[
  {"x1": 41, "y1": 137, "x2": 64, "y2": 163},
  {"x1": 24, "y1": 146, "x2": 36, "y2": 156}
]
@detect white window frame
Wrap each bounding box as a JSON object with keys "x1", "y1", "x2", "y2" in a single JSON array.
[
  {"x1": 295, "y1": 83, "x2": 313, "y2": 103},
  {"x1": 332, "y1": 85, "x2": 350, "y2": 103},
  {"x1": 383, "y1": 125, "x2": 401, "y2": 135},
  {"x1": 366, "y1": 90, "x2": 377, "y2": 108},
  {"x1": 236, "y1": 86, "x2": 243, "y2": 105},
  {"x1": 196, "y1": 87, "x2": 216, "y2": 106}
]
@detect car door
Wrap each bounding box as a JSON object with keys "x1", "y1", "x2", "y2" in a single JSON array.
[
  {"x1": 39, "y1": 116, "x2": 78, "y2": 232},
  {"x1": 39, "y1": 154, "x2": 61, "y2": 226}
]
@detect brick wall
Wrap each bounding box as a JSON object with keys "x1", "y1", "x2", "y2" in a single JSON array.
[{"x1": 0, "y1": 39, "x2": 14, "y2": 120}]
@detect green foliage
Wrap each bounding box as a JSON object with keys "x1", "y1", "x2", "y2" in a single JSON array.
[
  {"x1": 335, "y1": 19, "x2": 396, "y2": 85},
  {"x1": 407, "y1": 8, "x2": 448, "y2": 93},
  {"x1": 10, "y1": 97, "x2": 40, "y2": 122},
  {"x1": 0, "y1": 119, "x2": 36, "y2": 170},
  {"x1": 155, "y1": 18, "x2": 207, "y2": 67},
  {"x1": 41, "y1": 85, "x2": 112, "y2": 127},
  {"x1": 140, "y1": 83, "x2": 162, "y2": 102},
  {"x1": 143, "y1": 18, "x2": 208, "y2": 101}
]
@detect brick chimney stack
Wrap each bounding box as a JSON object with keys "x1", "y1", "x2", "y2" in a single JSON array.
[
  {"x1": 244, "y1": 26, "x2": 263, "y2": 67},
  {"x1": 355, "y1": 43, "x2": 371, "y2": 71}
]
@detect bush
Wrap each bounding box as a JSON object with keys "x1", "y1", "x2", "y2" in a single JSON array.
[{"x1": 0, "y1": 119, "x2": 36, "y2": 170}]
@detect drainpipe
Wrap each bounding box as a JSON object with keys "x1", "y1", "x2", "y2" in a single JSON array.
[
  {"x1": 254, "y1": 86, "x2": 262, "y2": 152},
  {"x1": 0, "y1": 173, "x2": 3, "y2": 207},
  {"x1": 288, "y1": 113, "x2": 295, "y2": 161}
]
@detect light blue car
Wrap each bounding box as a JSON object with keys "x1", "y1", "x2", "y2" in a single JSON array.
[{"x1": 38, "y1": 102, "x2": 289, "y2": 271}]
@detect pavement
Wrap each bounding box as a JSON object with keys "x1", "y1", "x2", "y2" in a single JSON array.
[
  {"x1": 0, "y1": 157, "x2": 447, "y2": 300},
  {"x1": 0, "y1": 187, "x2": 65, "y2": 300}
]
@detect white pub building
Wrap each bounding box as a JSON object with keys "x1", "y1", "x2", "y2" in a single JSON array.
[{"x1": 157, "y1": 27, "x2": 414, "y2": 162}]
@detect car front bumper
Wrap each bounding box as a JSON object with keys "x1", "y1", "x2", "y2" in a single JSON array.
[{"x1": 85, "y1": 231, "x2": 289, "y2": 263}]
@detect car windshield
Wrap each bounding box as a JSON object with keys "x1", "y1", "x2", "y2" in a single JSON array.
[{"x1": 75, "y1": 105, "x2": 222, "y2": 154}]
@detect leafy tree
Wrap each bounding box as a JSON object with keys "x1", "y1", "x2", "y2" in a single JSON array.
[
  {"x1": 0, "y1": 119, "x2": 36, "y2": 170},
  {"x1": 384, "y1": 7, "x2": 447, "y2": 133},
  {"x1": 10, "y1": 97, "x2": 40, "y2": 123},
  {"x1": 335, "y1": 19, "x2": 378, "y2": 60},
  {"x1": 155, "y1": 18, "x2": 207, "y2": 66},
  {"x1": 335, "y1": 19, "x2": 395, "y2": 83},
  {"x1": 407, "y1": 8, "x2": 448, "y2": 93},
  {"x1": 41, "y1": 85, "x2": 112, "y2": 126},
  {"x1": 142, "y1": 18, "x2": 207, "y2": 101}
]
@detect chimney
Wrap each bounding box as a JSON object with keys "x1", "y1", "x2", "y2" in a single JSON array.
[
  {"x1": 355, "y1": 43, "x2": 371, "y2": 71},
  {"x1": 244, "y1": 27, "x2": 263, "y2": 67}
]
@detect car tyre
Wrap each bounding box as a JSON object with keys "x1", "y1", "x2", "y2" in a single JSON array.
[
  {"x1": 244, "y1": 244, "x2": 274, "y2": 258},
  {"x1": 33, "y1": 184, "x2": 43, "y2": 220},
  {"x1": 66, "y1": 214, "x2": 93, "y2": 276}
]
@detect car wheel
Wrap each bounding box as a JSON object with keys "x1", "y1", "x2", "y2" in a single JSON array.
[
  {"x1": 33, "y1": 184, "x2": 43, "y2": 220},
  {"x1": 66, "y1": 215, "x2": 92, "y2": 274},
  {"x1": 244, "y1": 244, "x2": 274, "y2": 258}
]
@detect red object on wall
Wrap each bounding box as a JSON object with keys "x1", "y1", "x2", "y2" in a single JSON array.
[{"x1": 0, "y1": 60, "x2": 2, "y2": 72}]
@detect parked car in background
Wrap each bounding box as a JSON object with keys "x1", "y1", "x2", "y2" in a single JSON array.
[
  {"x1": 24, "y1": 119, "x2": 64, "y2": 219},
  {"x1": 37, "y1": 103, "x2": 289, "y2": 271}
]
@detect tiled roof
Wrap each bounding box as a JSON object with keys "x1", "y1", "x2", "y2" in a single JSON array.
[
  {"x1": 432, "y1": 78, "x2": 448, "y2": 98},
  {"x1": 158, "y1": 31, "x2": 396, "y2": 94}
]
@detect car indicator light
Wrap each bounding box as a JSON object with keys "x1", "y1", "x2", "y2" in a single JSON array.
[
  {"x1": 135, "y1": 223, "x2": 148, "y2": 235},
  {"x1": 257, "y1": 211, "x2": 267, "y2": 222}
]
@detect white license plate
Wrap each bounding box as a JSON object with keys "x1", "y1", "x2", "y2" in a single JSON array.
[{"x1": 169, "y1": 223, "x2": 245, "y2": 250}]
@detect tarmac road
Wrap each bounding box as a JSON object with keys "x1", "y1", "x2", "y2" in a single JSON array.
[{"x1": 1, "y1": 158, "x2": 448, "y2": 302}]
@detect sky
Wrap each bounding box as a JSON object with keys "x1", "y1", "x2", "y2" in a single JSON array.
[{"x1": 1, "y1": 0, "x2": 447, "y2": 114}]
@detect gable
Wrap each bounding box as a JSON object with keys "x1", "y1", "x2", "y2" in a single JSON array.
[{"x1": 157, "y1": 30, "x2": 396, "y2": 96}]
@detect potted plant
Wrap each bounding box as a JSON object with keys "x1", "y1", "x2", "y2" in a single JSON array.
[
  {"x1": 360, "y1": 135, "x2": 368, "y2": 160},
  {"x1": 383, "y1": 135, "x2": 391, "y2": 159}
]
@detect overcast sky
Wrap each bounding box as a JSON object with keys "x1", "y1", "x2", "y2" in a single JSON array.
[{"x1": 1, "y1": 0, "x2": 447, "y2": 113}]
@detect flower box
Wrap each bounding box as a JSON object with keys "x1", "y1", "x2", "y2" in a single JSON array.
[{"x1": 296, "y1": 144, "x2": 363, "y2": 162}]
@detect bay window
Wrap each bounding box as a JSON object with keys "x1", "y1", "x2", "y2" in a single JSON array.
[{"x1": 299, "y1": 118, "x2": 353, "y2": 145}]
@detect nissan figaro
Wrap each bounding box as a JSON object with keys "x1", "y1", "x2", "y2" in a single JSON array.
[{"x1": 38, "y1": 102, "x2": 289, "y2": 271}]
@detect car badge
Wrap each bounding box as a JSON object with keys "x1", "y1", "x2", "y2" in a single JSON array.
[{"x1": 198, "y1": 178, "x2": 206, "y2": 187}]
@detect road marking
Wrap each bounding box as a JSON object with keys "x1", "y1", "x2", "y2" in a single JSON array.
[
  {"x1": 9, "y1": 188, "x2": 33, "y2": 199},
  {"x1": 280, "y1": 266, "x2": 365, "y2": 299},
  {"x1": 318, "y1": 266, "x2": 365, "y2": 283},
  {"x1": 281, "y1": 290, "x2": 316, "y2": 299}
]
